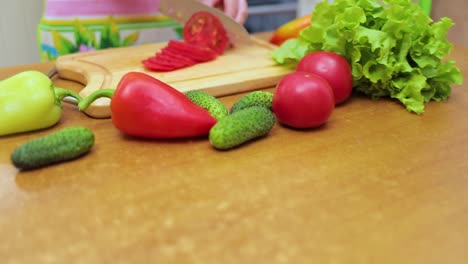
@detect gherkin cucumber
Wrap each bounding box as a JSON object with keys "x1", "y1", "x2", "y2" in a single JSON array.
[
  {"x1": 11, "y1": 126, "x2": 95, "y2": 170},
  {"x1": 209, "y1": 106, "x2": 276, "y2": 150},
  {"x1": 185, "y1": 90, "x2": 229, "y2": 121},
  {"x1": 230, "y1": 91, "x2": 273, "y2": 114}
]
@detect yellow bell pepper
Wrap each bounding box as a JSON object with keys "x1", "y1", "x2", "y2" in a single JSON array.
[
  {"x1": 0, "y1": 71, "x2": 82, "y2": 136},
  {"x1": 270, "y1": 14, "x2": 312, "y2": 46}
]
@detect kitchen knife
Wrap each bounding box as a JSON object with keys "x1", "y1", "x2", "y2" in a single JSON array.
[{"x1": 158, "y1": 0, "x2": 253, "y2": 47}]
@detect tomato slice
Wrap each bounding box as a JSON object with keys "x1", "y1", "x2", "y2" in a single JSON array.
[
  {"x1": 160, "y1": 47, "x2": 197, "y2": 65},
  {"x1": 142, "y1": 41, "x2": 218, "y2": 72},
  {"x1": 154, "y1": 53, "x2": 193, "y2": 67},
  {"x1": 167, "y1": 40, "x2": 218, "y2": 62},
  {"x1": 143, "y1": 11, "x2": 228, "y2": 72},
  {"x1": 143, "y1": 54, "x2": 193, "y2": 71},
  {"x1": 142, "y1": 59, "x2": 178, "y2": 71},
  {"x1": 183, "y1": 11, "x2": 229, "y2": 54},
  {"x1": 146, "y1": 56, "x2": 187, "y2": 68}
]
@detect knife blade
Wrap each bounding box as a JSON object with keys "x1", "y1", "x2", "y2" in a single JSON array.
[{"x1": 158, "y1": 0, "x2": 253, "y2": 48}]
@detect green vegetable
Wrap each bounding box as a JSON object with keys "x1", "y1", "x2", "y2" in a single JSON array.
[
  {"x1": 185, "y1": 90, "x2": 229, "y2": 120},
  {"x1": 0, "y1": 71, "x2": 82, "y2": 136},
  {"x1": 271, "y1": 0, "x2": 463, "y2": 114},
  {"x1": 230, "y1": 91, "x2": 274, "y2": 114},
  {"x1": 11, "y1": 126, "x2": 95, "y2": 170},
  {"x1": 209, "y1": 106, "x2": 276, "y2": 150}
]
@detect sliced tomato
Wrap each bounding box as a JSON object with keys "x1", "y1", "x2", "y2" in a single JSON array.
[
  {"x1": 142, "y1": 11, "x2": 228, "y2": 72},
  {"x1": 147, "y1": 55, "x2": 186, "y2": 67},
  {"x1": 142, "y1": 59, "x2": 178, "y2": 71},
  {"x1": 167, "y1": 40, "x2": 218, "y2": 62},
  {"x1": 183, "y1": 11, "x2": 229, "y2": 54},
  {"x1": 153, "y1": 53, "x2": 193, "y2": 67},
  {"x1": 143, "y1": 55, "x2": 193, "y2": 71},
  {"x1": 160, "y1": 47, "x2": 197, "y2": 65}
]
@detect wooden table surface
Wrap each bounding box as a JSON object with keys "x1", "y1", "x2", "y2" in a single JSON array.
[{"x1": 1, "y1": 33, "x2": 467, "y2": 263}]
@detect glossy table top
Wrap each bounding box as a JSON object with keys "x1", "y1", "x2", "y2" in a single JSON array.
[{"x1": 1, "y1": 34, "x2": 467, "y2": 263}]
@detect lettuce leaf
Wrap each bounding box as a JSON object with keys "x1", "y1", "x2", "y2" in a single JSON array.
[{"x1": 271, "y1": 0, "x2": 463, "y2": 114}]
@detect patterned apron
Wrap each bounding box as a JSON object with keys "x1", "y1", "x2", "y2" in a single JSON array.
[{"x1": 38, "y1": 0, "x2": 182, "y2": 61}]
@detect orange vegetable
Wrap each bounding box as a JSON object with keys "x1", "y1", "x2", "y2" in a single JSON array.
[{"x1": 269, "y1": 14, "x2": 312, "y2": 46}]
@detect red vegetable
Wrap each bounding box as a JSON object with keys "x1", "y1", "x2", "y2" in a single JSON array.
[
  {"x1": 183, "y1": 11, "x2": 229, "y2": 54},
  {"x1": 142, "y1": 55, "x2": 193, "y2": 72},
  {"x1": 142, "y1": 39, "x2": 220, "y2": 71},
  {"x1": 160, "y1": 45, "x2": 197, "y2": 65},
  {"x1": 142, "y1": 11, "x2": 228, "y2": 72},
  {"x1": 166, "y1": 40, "x2": 218, "y2": 62},
  {"x1": 272, "y1": 72, "x2": 335, "y2": 128},
  {"x1": 296, "y1": 51, "x2": 353, "y2": 105},
  {"x1": 79, "y1": 72, "x2": 217, "y2": 138}
]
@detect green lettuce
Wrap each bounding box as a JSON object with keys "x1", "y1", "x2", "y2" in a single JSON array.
[{"x1": 271, "y1": 0, "x2": 463, "y2": 114}]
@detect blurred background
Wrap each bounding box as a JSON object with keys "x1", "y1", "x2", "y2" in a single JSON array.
[
  {"x1": 244, "y1": 0, "x2": 297, "y2": 33},
  {"x1": 0, "y1": 0, "x2": 466, "y2": 67}
]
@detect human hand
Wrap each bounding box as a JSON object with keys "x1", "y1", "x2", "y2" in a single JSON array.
[{"x1": 199, "y1": 0, "x2": 248, "y2": 24}]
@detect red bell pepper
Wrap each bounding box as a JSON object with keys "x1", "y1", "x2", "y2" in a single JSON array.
[{"x1": 79, "y1": 72, "x2": 217, "y2": 138}]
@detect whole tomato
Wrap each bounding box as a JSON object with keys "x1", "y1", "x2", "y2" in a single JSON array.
[
  {"x1": 272, "y1": 72, "x2": 335, "y2": 129},
  {"x1": 296, "y1": 51, "x2": 353, "y2": 105}
]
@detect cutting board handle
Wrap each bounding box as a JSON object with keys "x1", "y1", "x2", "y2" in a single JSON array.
[{"x1": 56, "y1": 59, "x2": 114, "y2": 118}]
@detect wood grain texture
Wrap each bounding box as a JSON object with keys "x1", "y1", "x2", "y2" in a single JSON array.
[
  {"x1": 0, "y1": 33, "x2": 467, "y2": 264},
  {"x1": 55, "y1": 37, "x2": 292, "y2": 118}
]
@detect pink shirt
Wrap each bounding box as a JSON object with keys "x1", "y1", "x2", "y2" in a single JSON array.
[{"x1": 44, "y1": 0, "x2": 161, "y2": 17}]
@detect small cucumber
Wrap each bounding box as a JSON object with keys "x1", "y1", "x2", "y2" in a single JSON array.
[
  {"x1": 185, "y1": 90, "x2": 229, "y2": 120},
  {"x1": 11, "y1": 126, "x2": 95, "y2": 170},
  {"x1": 209, "y1": 106, "x2": 276, "y2": 150},
  {"x1": 230, "y1": 91, "x2": 273, "y2": 114}
]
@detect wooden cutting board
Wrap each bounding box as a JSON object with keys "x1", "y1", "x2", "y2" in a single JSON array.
[{"x1": 55, "y1": 37, "x2": 293, "y2": 118}]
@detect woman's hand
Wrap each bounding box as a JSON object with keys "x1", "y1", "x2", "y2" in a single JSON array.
[{"x1": 199, "y1": 0, "x2": 248, "y2": 24}]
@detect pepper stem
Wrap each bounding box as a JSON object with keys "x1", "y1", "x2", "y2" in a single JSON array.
[
  {"x1": 78, "y1": 89, "x2": 115, "y2": 111},
  {"x1": 54, "y1": 86, "x2": 83, "y2": 102}
]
